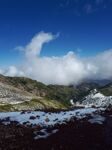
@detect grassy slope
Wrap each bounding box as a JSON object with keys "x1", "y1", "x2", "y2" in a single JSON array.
[
  {"x1": 0, "y1": 98, "x2": 67, "y2": 112},
  {"x1": 99, "y1": 83, "x2": 112, "y2": 96}
]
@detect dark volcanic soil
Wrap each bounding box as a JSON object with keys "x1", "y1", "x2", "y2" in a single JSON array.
[{"x1": 0, "y1": 113, "x2": 112, "y2": 150}]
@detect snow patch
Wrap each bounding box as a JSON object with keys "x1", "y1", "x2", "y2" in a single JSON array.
[
  {"x1": 34, "y1": 129, "x2": 59, "y2": 140},
  {"x1": 88, "y1": 115, "x2": 105, "y2": 124},
  {"x1": 70, "y1": 99, "x2": 74, "y2": 105},
  {"x1": 0, "y1": 108, "x2": 99, "y2": 127},
  {"x1": 80, "y1": 89, "x2": 112, "y2": 108},
  {"x1": 92, "y1": 93, "x2": 105, "y2": 99}
]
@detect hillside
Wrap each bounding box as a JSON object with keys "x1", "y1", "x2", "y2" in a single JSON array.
[
  {"x1": 0, "y1": 75, "x2": 101, "y2": 101},
  {"x1": 0, "y1": 74, "x2": 112, "y2": 111},
  {"x1": 99, "y1": 83, "x2": 112, "y2": 96},
  {"x1": 0, "y1": 75, "x2": 112, "y2": 150},
  {"x1": 0, "y1": 75, "x2": 67, "y2": 111}
]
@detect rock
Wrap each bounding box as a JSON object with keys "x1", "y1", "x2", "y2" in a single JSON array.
[{"x1": 29, "y1": 116, "x2": 36, "y2": 120}]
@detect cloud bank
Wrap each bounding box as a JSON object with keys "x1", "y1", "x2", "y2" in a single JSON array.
[{"x1": 1, "y1": 31, "x2": 112, "y2": 85}]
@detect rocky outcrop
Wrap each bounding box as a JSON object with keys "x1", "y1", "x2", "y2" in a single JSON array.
[
  {"x1": 0, "y1": 82, "x2": 32, "y2": 104},
  {"x1": 78, "y1": 89, "x2": 112, "y2": 108}
]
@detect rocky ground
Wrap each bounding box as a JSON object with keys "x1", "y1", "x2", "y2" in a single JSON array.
[
  {"x1": 0, "y1": 81, "x2": 67, "y2": 111},
  {"x1": 0, "y1": 109, "x2": 112, "y2": 150}
]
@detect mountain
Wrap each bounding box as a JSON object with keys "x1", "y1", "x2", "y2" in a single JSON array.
[
  {"x1": 76, "y1": 89, "x2": 112, "y2": 108},
  {"x1": 0, "y1": 74, "x2": 112, "y2": 111},
  {"x1": 0, "y1": 75, "x2": 97, "y2": 110},
  {"x1": 0, "y1": 75, "x2": 47, "y2": 97},
  {"x1": 0, "y1": 75, "x2": 67, "y2": 111}
]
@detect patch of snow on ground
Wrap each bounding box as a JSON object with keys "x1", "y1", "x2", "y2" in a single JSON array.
[
  {"x1": 80, "y1": 89, "x2": 112, "y2": 108},
  {"x1": 0, "y1": 108, "x2": 99, "y2": 127},
  {"x1": 34, "y1": 129, "x2": 59, "y2": 140},
  {"x1": 88, "y1": 115, "x2": 105, "y2": 124},
  {"x1": 92, "y1": 93, "x2": 105, "y2": 98},
  {"x1": 70, "y1": 99, "x2": 74, "y2": 105}
]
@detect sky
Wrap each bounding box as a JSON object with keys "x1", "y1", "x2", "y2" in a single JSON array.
[{"x1": 0, "y1": 0, "x2": 112, "y2": 85}]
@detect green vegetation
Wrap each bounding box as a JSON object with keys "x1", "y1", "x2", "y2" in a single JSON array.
[
  {"x1": 0, "y1": 104, "x2": 14, "y2": 112},
  {"x1": 46, "y1": 85, "x2": 78, "y2": 105},
  {"x1": 16, "y1": 98, "x2": 67, "y2": 110},
  {"x1": 100, "y1": 83, "x2": 112, "y2": 96},
  {"x1": 7, "y1": 77, "x2": 48, "y2": 96},
  {"x1": 0, "y1": 98, "x2": 67, "y2": 112}
]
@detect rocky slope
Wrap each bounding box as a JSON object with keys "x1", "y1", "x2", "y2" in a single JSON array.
[
  {"x1": 0, "y1": 82, "x2": 33, "y2": 104},
  {"x1": 0, "y1": 75, "x2": 101, "y2": 103},
  {"x1": 0, "y1": 75, "x2": 67, "y2": 111},
  {"x1": 0, "y1": 74, "x2": 112, "y2": 111},
  {"x1": 0, "y1": 75, "x2": 97, "y2": 111},
  {"x1": 75, "y1": 89, "x2": 112, "y2": 108}
]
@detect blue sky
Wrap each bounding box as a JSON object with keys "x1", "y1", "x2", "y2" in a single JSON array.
[{"x1": 0, "y1": 0, "x2": 112, "y2": 66}]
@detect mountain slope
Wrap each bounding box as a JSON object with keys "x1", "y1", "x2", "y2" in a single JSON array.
[
  {"x1": 0, "y1": 82, "x2": 33, "y2": 104},
  {"x1": 99, "y1": 83, "x2": 112, "y2": 96},
  {"x1": 0, "y1": 75, "x2": 101, "y2": 103},
  {"x1": 79, "y1": 89, "x2": 112, "y2": 108},
  {"x1": 0, "y1": 76, "x2": 67, "y2": 111},
  {"x1": 1, "y1": 74, "x2": 112, "y2": 111}
]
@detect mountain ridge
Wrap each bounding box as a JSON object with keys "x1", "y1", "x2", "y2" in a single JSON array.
[{"x1": 0, "y1": 74, "x2": 112, "y2": 111}]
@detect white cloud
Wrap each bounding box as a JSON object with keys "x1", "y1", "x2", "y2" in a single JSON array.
[
  {"x1": 23, "y1": 31, "x2": 57, "y2": 58},
  {"x1": 0, "y1": 69, "x2": 4, "y2": 74},
  {"x1": 4, "y1": 66, "x2": 25, "y2": 77},
  {"x1": 1, "y1": 31, "x2": 112, "y2": 85}
]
